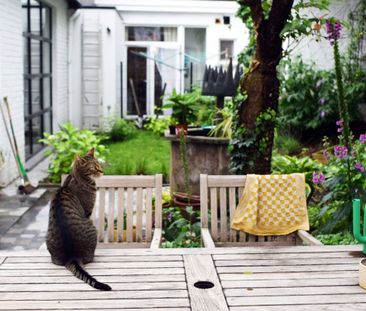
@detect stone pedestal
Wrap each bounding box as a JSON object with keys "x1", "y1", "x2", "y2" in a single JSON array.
[{"x1": 165, "y1": 133, "x2": 231, "y2": 195}]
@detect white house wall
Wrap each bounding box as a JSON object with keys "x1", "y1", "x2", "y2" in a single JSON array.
[
  {"x1": 69, "y1": 9, "x2": 123, "y2": 129},
  {"x1": 0, "y1": 0, "x2": 23, "y2": 187},
  {"x1": 0, "y1": 0, "x2": 70, "y2": 186}
]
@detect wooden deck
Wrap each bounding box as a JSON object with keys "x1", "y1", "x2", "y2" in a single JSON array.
[{"x1": 0, "y1": 245, "x2": 365, "y2": 310}]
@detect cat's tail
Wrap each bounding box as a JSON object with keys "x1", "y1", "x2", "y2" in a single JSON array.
[{"x1": 66, "y1": 260, "x2": 112, "y2": 291}]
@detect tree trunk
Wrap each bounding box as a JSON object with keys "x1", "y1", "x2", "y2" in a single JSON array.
[{"x1": 237, "y1": 0, "x2": 294, "y2": 174}]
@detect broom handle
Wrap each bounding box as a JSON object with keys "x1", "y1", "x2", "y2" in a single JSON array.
[
  {"x1": 0, "y1": 100, "x2": 22, "y2": 178},
  {"x1": 3, "y1": 97, "x2": 28, "y2": 178}
]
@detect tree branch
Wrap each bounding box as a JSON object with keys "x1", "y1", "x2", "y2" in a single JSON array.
[
  {"x1": 238, "y1": 0, "x2": 264, "y2": 29},
  {"x1": 268, "y1": 0, "x2": 294, "y2": 34}
]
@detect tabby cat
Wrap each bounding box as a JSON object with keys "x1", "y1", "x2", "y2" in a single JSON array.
[{"x1": 46, "y1": 148, "x2": 111, "y2": 291}]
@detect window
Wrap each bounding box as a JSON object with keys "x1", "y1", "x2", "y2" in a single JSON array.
[
  {"x1": 126, "y1": 27, "x2": 177, "y2": 42},
  {"x1": 220, "y1": 40, "x2": 234, "y2": 60},
  {"x1": 22, "y1": 0, "x2": 52, "y2": 159}
]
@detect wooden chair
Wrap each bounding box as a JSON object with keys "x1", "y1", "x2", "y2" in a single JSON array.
[
  {"x1": 62, "y1": 174, "x2": 162, "y2": 248},
  {"x1": 200, "y1": 174, "x2": 322, "y2": 248}
]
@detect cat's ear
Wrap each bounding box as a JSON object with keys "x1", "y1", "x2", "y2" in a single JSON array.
[
  {"x1": 75, "y1": 154, "x2": 85, "y2": 163},
  {"x1": 86, "y1": 148, "x2": 95, "y2": 157}
]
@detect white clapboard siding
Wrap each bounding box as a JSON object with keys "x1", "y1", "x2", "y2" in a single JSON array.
[{"x1": 200, "y1": 174, "x2": 322, "y2": 247}]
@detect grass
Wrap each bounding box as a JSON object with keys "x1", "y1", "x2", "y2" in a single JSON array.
[{"x1": 103, "y1": 130, "x2": 170, "y2": 182}]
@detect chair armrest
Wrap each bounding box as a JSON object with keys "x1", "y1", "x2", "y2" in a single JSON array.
[
  {"x1": 150, "y1": 228, "x2": 162, "y2": 249},
  {"x1": 297, "y1": 229, "x2": 323, "y2": 246},
  {"x1": 201, "y1": 228, "x2": 216, "y2": 248}
]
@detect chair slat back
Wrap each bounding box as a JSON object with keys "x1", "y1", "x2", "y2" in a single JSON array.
[
  {"x1": 61, "y1": 174, "x2": 162, "y2": 243},
  {"x1": 200, "y1": 174, "x2": 297, "y2": 246}
]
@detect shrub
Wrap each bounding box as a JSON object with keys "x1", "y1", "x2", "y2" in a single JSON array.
[
  {"x1": 274, "y1": 132, "x2": 303, "y2": 155},
  {"x1": 109, "y1": 118, "x2": 138, "y2": 141},
  {"x1": 144, "y1": 117, "x2": 171, "y2": 136},
  {"x1": 39, "y1": 122, "x2": 108, "y2": 183},
  {"x1": 278, "y1": 58, "x2": 339, "y2": 137}
]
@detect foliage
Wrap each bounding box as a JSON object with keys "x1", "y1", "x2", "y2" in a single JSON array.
[
  {"x1": 162, "y1": 89, "x2": 200, "y2": 125},
  {"x1": 236, "y1": 0, "x2": 330, "y2": 66},
  {"x1": 144, "y1": 117, "x2": 171, "y2": 136},
  {"x1": 103, "y1": 131, "x2": 169, "y2": 182},
  {"x1": 39, "y1": 122, "x2": 107, "y2": 183},
  {"x1": 312, "y1": 129, "x2": 366, "y2": 233},
  {"x1": 106, "y1": 117, "x2": 138, "y2": 142},
  {"x1": 272, "y1": 154, "x2": 323, "y2": 187},
  {"x1": 230, "y1": 97, "x2": 276, "y2": 174},
  {"x1": 315, "y1": 232, "x2": 358, "y2": 245},
  {"x1": 274, "y1": 132, "x2": 303, "y2": 155},
  {"x1": 277, "y1": 58, "x2": 339, "y2": 135},
  {"x1": 161, "y1": 206, "x2": 201, "y2": 248},
  {"x1": 209, "y1": 103, "x2": 234, "y2": 139}
]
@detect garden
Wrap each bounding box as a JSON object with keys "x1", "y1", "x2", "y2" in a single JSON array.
[{"x1": 39, "y1": 0, "x2": 366, "y2": 248}]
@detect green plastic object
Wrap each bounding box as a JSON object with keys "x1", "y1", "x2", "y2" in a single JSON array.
[{"x1": 353, "y1": 199, "x2": 366, "y2": 254}]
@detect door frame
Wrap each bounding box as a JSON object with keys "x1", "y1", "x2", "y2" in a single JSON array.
[{"x1": 123, "y1": 41, "x2": 182, "y2": 119}]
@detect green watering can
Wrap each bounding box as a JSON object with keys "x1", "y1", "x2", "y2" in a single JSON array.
[{"x1": 353, "y1": 199, "x2": 366, "y2": 254}]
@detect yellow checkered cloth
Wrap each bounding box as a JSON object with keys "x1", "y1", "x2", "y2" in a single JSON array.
[{"x1": 231, "y1": 173, "x2": 309, "y2": 235}]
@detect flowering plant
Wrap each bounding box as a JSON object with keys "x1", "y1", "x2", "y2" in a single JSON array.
[{"x1": 312, "y1": 122, "x2": 366, "y2": 232}]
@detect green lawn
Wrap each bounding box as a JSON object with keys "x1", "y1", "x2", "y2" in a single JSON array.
[{"x1": 103, "y1": 130, "x2": 170, "y2": 182}]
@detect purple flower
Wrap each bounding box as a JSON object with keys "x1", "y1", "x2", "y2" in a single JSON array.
[
  {"x1": 336, "y1": 120, "x2": 344, "y2": 127},
  {"x1": 320, "y1": 111, "x2": 326, "y2": 118},
  {"x1": 336, "y1": 119, "x2": 343, "y2": 133},
  {"x1": 359, "y1": 134, "x2": 366, "y2": 144},
  {"x1": 334, "y1": 145, "x2": 348, "y2": 159},
  {"x1": 355, "y1": 162, "x2": 365, "y2": 172},
  {"x1": 326, "y1": 20, "x2": 342, "y2": 45},
  {"x1": 312, "y1": 172, "x2": 325, "y2": 184},
  {"x1": 316, "y1": 80, "x2": 323, "y2": 89},
  {"x1": 319, "y1": 98, "x2": 326, "y2": 105},
  {"x1": 167, "y1": 212, "x2": 173, "y2": 222}
]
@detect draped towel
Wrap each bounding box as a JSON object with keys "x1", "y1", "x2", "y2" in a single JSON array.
[{"x1": 231, "y1": 174, "x2": 309, "y2": 235}]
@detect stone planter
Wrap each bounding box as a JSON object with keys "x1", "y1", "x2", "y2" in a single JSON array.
[
  {"x1": 165, "y1": 132, "x2": 230, "y2": 195},
  {"x1": 360, "y1": 258, "x2": 366, "y2": 289}
]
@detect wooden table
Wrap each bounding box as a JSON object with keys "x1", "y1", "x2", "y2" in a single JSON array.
[{"x1": 0, "y1": 245, "x2": 365, "y2": 310}]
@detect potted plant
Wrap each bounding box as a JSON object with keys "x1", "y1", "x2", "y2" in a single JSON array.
[
  {"x1": 360, "y1": 259, "x2": 366, "y2": 289},
  {"x1": 162, "y1": 89, "x2": 200, "y2": 135}
]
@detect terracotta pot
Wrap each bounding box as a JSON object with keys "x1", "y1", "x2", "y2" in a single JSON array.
[
  {"x1": 359, "y1": 258, "x2": 366, "y2": 289},
  {"x1": 173, "y1": 192, "x2": 200, "y2": 223}
]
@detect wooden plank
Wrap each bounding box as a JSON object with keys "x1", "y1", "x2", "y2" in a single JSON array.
[
  {"x1": 0, "y1": 289, "x2": 188, "y2": 300},
  {"x1": 201, "y1": 228, "x2": 216, "y2": 249},
  {"x1": 108, "y1": 188, "x2": 115, "y2": 242},
  {"x1": 5, "y1": 255, "x2": 183, "y2": 263},
  {"x1": 217, "y1": 264, "x2": 358, "y2": 274},
  {"x1": 221, "y1": 278, "x2": 359, "y2": 289},
  {"x1": 0, "y1": 276, "x2": 186, "y2": 287},
  {"x1": 95, "y1": 175, "x2": 156, "y2": 188},
  {"x1": 229, "y1": 305, "x2": 366, "y2": 311},
  {"x1": 297, "y1": 229, "x2": 323, "y2": 246},
  {"x1": 219, "y1": 271, "x2": 357, "y2": 281},
  {"x1": 126, "y1": 187, "x2": 133, "y2": 242},
  {"x1": 229, "y1": 187, "x2": 236, "y2": 242},
  {"x1": 150, "y1": 228, "x2": 162, "y2": 249},
  {"x1": 210, "y1": 188, "x2": 218, "y2": 241},
  {"x1": 0, "y1": 298, "x2": 190, "y2": 310},
  {"x1": 225, "y1": 286, "x2": 366, "y2": 297},
  {"x1": 155, "y1": 174, "x2": 163, "y2": 229},
  {"x1": 207, "y1": 175, "x2": 246, "y2": 188},
  {"x1": 136, "y1": 187, "x2": 143, "y2": 242},
  {"x1": 227, "y1": 294, "x2": 366, "y2": 307},
  {"x1": 146, "y1": 188, "x2": 153, "y2": 241},
  {"x1": 184, "y1": 254, "x2": 229, "y2": 311},
  {"x1": 200, "y1": 174, "x2": 209, "y2": 228},
  {"x1": 220, "y1": 187, "x2": 227, "y2": 242},
  {"x1": 213, "y1": 251, "x2": 362, "y2": 260},
  {"x1": 0, "y1": 267, "x2": 184, "y2": 275},
  {"x1": 117, "y1": 188, "x2": 124, "y2": 242},
  {"x1": 215, "y1": 258, "x2": 360, "y2": 267},
  {"x1": 98, "y1": 187, "x2": 105, "y2": 242}
]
